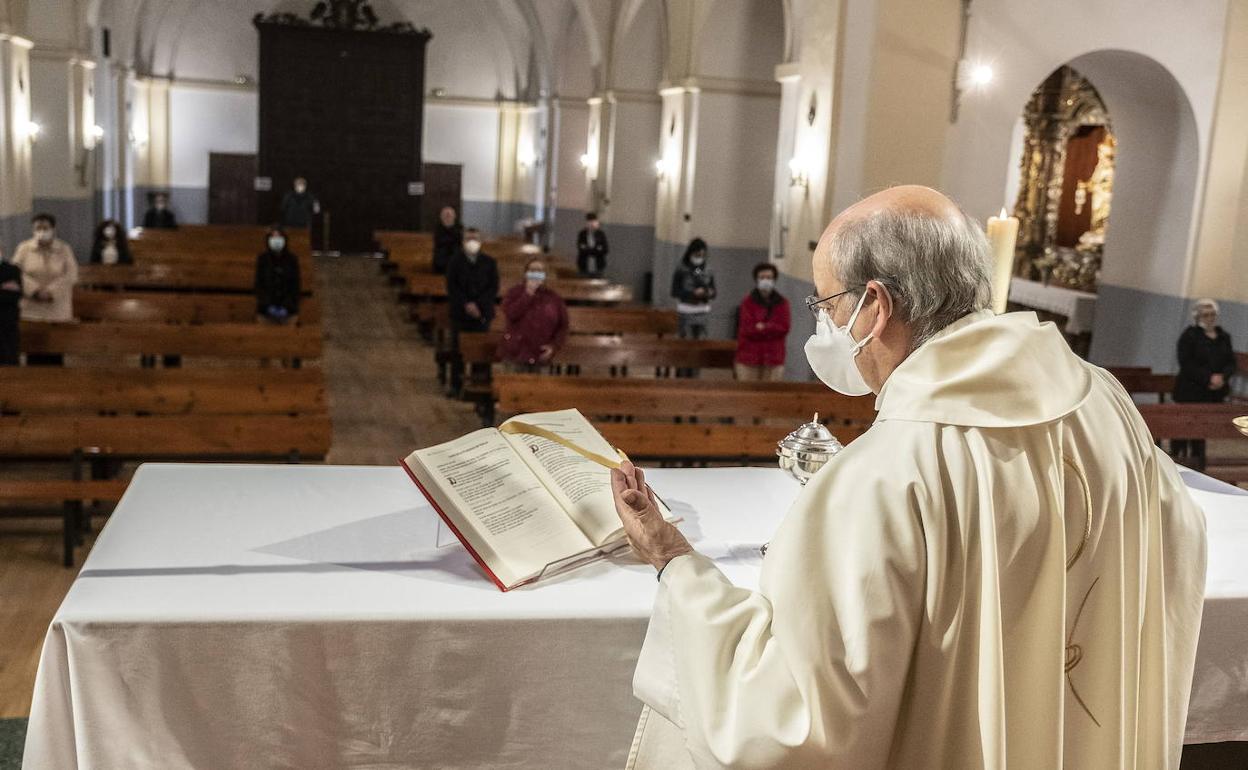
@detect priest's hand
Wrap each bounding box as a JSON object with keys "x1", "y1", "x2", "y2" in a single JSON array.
[{"x1": 611, "y1": 461, "x2": 693, "y2": 571}]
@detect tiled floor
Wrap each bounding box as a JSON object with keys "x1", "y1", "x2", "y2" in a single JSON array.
[{"x1": 317, "y1": 255, "x2": 479, "y2": 465}]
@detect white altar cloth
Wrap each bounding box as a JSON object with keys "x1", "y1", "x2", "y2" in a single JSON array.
[
  {"x1": 21, "y1": 464, "x2": 1248, "y2": 768},
  {"x1": 1009, "y1": 277, "x2": 1098, "y2": 334}
]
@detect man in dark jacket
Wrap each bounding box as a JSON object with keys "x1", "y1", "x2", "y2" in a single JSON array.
[
  {"x1": 576, "y1": 212, "x2": 609, "y2": 277},
  {"x1": 142, "y1": 192, "x2": 178, "y2": 229},
  {"x1": 279, "y1": 177, "x2": 320, "y2": 229},
  {"x1": 446, "y1": 228, "x2": 500, "y2": 393},
  {"x1": 432, "y1": 206, "x2": 463, "y2": 275},
  {"x1": 0, "y1": 253, "x2": 21, "y2": 365}
]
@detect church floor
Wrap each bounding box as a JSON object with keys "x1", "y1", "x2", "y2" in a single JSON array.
[{"x1": 0, "y1": 255, "x2": 480, "y2": 719}]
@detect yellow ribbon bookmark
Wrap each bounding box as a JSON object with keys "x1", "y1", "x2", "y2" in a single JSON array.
[{"x1": 499, "y1": 420, "x2": 629, "y2": 469}]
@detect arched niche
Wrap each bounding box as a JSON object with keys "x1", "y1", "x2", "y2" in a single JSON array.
[{"x1": 1063, "y1": 50, "x2": 1200, "y2": 369}]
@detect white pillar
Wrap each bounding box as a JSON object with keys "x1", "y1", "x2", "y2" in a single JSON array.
[{"x1": 0, "y1": 33, "x2": 35, "y2": 255}]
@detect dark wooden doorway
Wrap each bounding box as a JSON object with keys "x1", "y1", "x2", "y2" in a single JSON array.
[
  {"x1": 420, "y1": 163, "x2": 462, "y2": 231},
  {"x1": 208, "y1": 153, "x2": 258, "y2": 225}
]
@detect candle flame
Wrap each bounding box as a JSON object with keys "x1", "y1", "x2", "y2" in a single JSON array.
[{"x1": 999, "y1": 207, "x2": 1008, "y2": 218}]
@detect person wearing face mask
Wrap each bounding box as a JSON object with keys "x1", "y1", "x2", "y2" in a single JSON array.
[
  {"x1": 576, "y1": 212, "x2": 609, "y2": 278},
  {"x1": 142, "y1": 192, "x2": 178, "y2": 229},
  {"x1": 0, "y1": 247, "x2": 21, "y2": 366},
  {"x1": 670, "y1": 238, "x2": 716, "y2": 340},
  {"x1": 446, "y1": 228, "x2": 499, "y2": 393},
  {"x1": 1171, "y1": 298, "x2": 1236, "y2": 467},
  {"x1": 612, "y1": 186, "x2": 1205, "y2": 770},
  {"x1": 432, "y1": 206, "x2": 463, "y2": 275},
  {"x1": 733, "y1": 262, "x2": 791, "y2": 381},
  {"x1": 497, "y1": 258, "x2": 568, "y2": 372},
  {"x1": 254, "y1": 227, "x2": 301, "y2": 325},
  {"x1": 280, "y1": 177, "x2": 321, "y2": 229},
  {"x1": 89, "y1": 219, "x2": 133, "y2": 265}
]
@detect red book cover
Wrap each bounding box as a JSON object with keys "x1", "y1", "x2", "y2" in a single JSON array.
[{"x1": 399, "y1": 457, "x2": 511, "y2": 592}]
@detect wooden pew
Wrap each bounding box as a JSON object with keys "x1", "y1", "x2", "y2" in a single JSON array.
[
  {"x1": 1137, "y1": 403, "x2": 1246, "y2": 442},
  {"x1": 0, "y1": 480, "x2": 130, "y2": 566},
  {"x1": 0, "y1": 367, "x2": 325, "y2": 414},
  {"x1": 1109, "y1": 369, "x2": 1175, "y2": 402},
  {"x1": 131, "y1": 224, "x2": 310, "y2": 254},
  {"x1": 78, "y1": 263, "x2": 316, "y2": 295},
  {"x1": 461, "y1": 332, "x2": 735, "y2": 371},
  {"x1": 0, "y1": 414, "x2": 332, "y2": 459},
  {"x1": 74, "y1": 290, "x2": 323, "y2": 325},
  {"x1": 20, "y1": 321, "x2": 322, "y2": 360},
  {"x1": 432, "y1": 305, "x2": 679, "y2": 384},
  {"x1": 402, "y1": 272, "x2": 632, "y2": 305},
  {"x1": 494, "y1": 374, "x2": 874, "y2": 463}
]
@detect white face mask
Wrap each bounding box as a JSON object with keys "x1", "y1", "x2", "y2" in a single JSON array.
[
  {"x1": 294, "y1": 183, "x2": 307, "y2": 194},
  {"x1": 35, "y1": 228, "x2": 53, "y2": 244},
  {"x1": 690, "y1": 256, "x2": 705, "y2": 267},
  {"x1": 804, "y1": 291, "x2": 874, "y2": 396},
  {"x1": 103, "y1": 225, "x2": 117, "y2": 240},
  {"x1": 268, "y1": 236, "x2": 286, "y2": 252},
  {"x1": 464, "y1": 239, "x2": 481, "y2": 256},
  {"x1": 756, "y1": 278, "x2": 775, "y2": 292},
  {"x1": 525, "y1": 270, "x2": 546, "y2": 283}
]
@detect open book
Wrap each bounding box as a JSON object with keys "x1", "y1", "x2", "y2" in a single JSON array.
[{"x1": 401, "y1": 409, "x2": 670, "y2": 591}]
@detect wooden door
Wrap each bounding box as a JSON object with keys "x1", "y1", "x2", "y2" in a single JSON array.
[
  {"x1": 420, "y1": 163, "x2": 462, "y2": 231},
  {"x1": 208, "y1": 153, "x2": 258, "y2": 225}
]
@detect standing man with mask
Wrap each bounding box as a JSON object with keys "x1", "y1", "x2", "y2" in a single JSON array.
[
  {"x1": 446, "y1": 227, "x2": 499, "y2": 394},
  {"x1": 613, "y1": 186, "x2": 1206, "y2": 769},
  {"x1": 577, "y1": 212, "x2": 609, "y2": 278},
  {"x1": 280, "y1": 177, "x2": 320, "y2": 229},
  {"x1": 13, "y1": 214, "x2": 78, "y2": 365}
]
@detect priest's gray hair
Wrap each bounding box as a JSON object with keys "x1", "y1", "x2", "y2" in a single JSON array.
[{"x1": 829, "y1": 205, "x2": 993, "y2": 347}]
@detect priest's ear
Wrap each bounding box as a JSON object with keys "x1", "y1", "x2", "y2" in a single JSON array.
[{"x1": 863, "y1": 279, "x2": 896, "y2": 340}]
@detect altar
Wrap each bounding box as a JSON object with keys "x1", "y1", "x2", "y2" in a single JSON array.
[
  {"x1": 1009, "y1": 276, "x2": 1098, "y2": 334},
  {"x1": 21, "y1": 464, "x2": 1248, "y2": 768}
]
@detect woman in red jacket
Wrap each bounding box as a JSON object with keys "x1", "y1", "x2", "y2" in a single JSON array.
[
  {"x1": 734, "y1": 262, "x2": 791, "y2": 381},
  {"x1": 497, "y1": 258, "x2": 569, "y2": 372}
]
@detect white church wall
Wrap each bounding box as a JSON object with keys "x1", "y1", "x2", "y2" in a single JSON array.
[
  {"x1": 167, "y1": 83, "x2": 257, "y2": 225},
  {"x1": 943, "y1": 0, "x2": 1231, "y2": 372}
]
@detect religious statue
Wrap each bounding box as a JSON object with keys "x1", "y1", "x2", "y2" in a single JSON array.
[{"x1": 1075, "y1": 134, "x2": 1115, "y2": 249}]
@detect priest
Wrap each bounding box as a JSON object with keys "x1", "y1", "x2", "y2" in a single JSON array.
[{"x1": 612, "y1": 185, "x2": 1207, "y2": 769}]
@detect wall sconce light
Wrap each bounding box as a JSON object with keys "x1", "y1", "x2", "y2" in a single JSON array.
[
  {"x1": 964, "y1": 61, "x2": 994, "y2": 87},
  {"x1": 25, "y1": 120, "x2": 42, "y2": 141},
  {"x1": 517, "y1": 144, "x2": 537, "y2": 169},
  {"x1": 655, "y1": 156, "x2": 675, "y2": 180},
  {"x1": 91, "y1": 124, "x2": 105, "y2": 141},
  {"x1": 129, "y1": 127, "x2": 149, "y2": 148},
  {"x1": 788, "y1": 156, "x2": 809, "y2": 189},
  {"x1": 578, "y1": 152, "x2": 591, "y2": 169}
]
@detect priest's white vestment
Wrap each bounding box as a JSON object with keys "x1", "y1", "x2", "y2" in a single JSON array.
[{"x1": 628, "y1": 310, "x2": 1207, "y2": 769}]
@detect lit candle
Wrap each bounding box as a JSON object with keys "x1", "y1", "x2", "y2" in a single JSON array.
[{"x1": 986, "y1": 207, "x2": 1019, "y2": 314}]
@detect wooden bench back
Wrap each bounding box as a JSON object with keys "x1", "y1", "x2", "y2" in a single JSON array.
[
  {"x1": 0, "y1": 367, "x2": 325, "y2": 414},
  {"x1": 0, "y1": 414, "x2": 332, "y2": 459},
  {"x1": 495, "y1": 375, "x2": 874, "y2": 424},
  {"x1": 78, "y1": 263, "x2": 314, "y2": 294},
  {"x1": 1137, "y1": 403, "x2": 1248, "y2": 440},
  {"x1": 132, "y1": 224, "x2": 310, "y2": 251},
  {"x1": 460, "y1": 332, "x2": 735, "y2": 369},
  {"x1": 20, "y1": 321, "x2": 322, "y2": 359},
  {"x1": 404, "y1": 273, "x2": 632, "y2": 304},
  {"x1": 1110, "y1": 371, "x2": 1175, "y2": 400},
  {"x1": 428, "y1": 304, "x2": 676, "y2": 336},
  {"x1": 74, "y1": 290, "x2": 323, "y2": 325}
]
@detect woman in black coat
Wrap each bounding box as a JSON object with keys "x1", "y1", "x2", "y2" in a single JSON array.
[
  {"x1": 255, "y1": 226, "x2": 302, "y2": 324},
  {"x1": 1172, "y1": 298, "x2": 1236, "y2": 464},
  {"x1": 89, "y1": 219, "x2": 133, "y2": 264}
]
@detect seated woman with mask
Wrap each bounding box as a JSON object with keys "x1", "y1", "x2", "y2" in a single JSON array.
[
  {"x1": 254, "y1": 227, "x2": 301, "y2": 325},
  {"x1": 89, "y1": 219, "x2": 133, "y2": 265},
  {"x1": 496, "y1": 258, "x2": 568, "y2": 373}
]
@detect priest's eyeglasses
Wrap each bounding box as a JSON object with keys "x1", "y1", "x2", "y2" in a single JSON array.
[{"x1": 804, "y1": 289, "x2": 854, "y2": 322}]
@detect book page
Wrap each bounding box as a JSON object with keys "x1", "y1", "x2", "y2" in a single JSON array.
[
  {"x1": 406, "y1": 427, "x2": 593, "y2": 586},
  {"x1": 501, "y1": 409, "x2": 639, "y2": 546}
]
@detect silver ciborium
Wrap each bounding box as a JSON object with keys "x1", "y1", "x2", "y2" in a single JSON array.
[{"x1": 776, "y1": 413, "x2": 844, "y2": 485}]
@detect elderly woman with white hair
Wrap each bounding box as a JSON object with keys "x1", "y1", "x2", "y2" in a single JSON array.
[
  {"x1": 612, "y1": 185, "x2": 1206, "y2": 770},
  {"x1": 1172, "y1": 298, "x2": 1236, "y2": 464}
]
